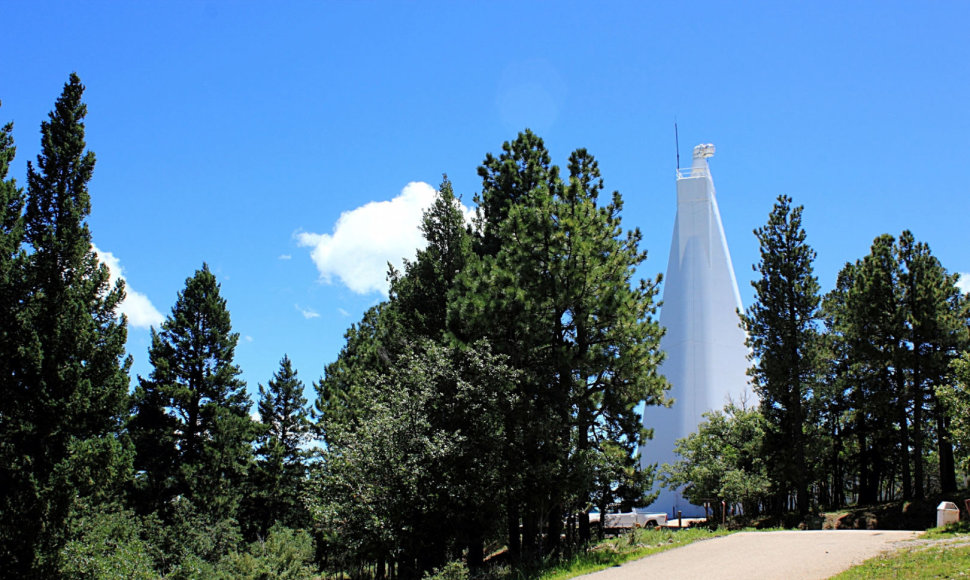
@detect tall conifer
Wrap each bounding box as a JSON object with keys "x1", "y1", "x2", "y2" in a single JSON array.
[
  {"x1": 249, "y1": 355, "x2": 312, "y2": 535},
  {"x1": 0, "y1": 75, "x2": 131, "y2": 576},
  {"x1": 742, "y1": 195, "x2": 821, "y2": 516},
  {"x1": 455, "y1": 131, "x2": 665, "y2": 559},
  {"x1": 130, "y1": 264, "x2": 255, "y2": 522}
]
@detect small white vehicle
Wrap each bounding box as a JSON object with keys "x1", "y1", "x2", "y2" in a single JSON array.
[{"x1": 589, "y1": 509, "x2": 667, "y2": 530}]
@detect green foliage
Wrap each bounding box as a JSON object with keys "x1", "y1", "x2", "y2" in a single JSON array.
[
  {"x1": 832, "y1": 534, "x2": 970, "y2": 579},
  {"x1": 742, "y1": 195, "x2": 822, "y2": 516},
  {"x1": 940, "y1": 353, "x2": 970, "y2": 474},
  {"x1": 824, "y1": 231, "x2": 969, "y2": 504},
  {"x1": 246, "y1": 355, "x2": 313, "y2": 537},
  {"x1": 662, "y1": 402, "x2": 771, "y2": 516},
  {"x1": 0, "y1": 74, "x2": 132, "y2": 577},
  {"x1": 310, "y1": 339, "x2": 516, "y2": 577},
  {"x1": 422, "y1": 560, "x2": 469, "y2": 580},
  {"x1": 454, "y1": 131, "x2": 666, "y2": 558},
  {"x1": 0, "y1": 99, "x2": 24, "y2": 303},
  {"x1": 130, "y1": 264, "x2": 256, "y2": 522},
  {"x1": 59, "y1": 504, "x2": 157, "y2": 580},
  {"x1": 391, "y1": 175, "x2": 472, "y2": 340},
  {"x1": 214, "y1": 525, "x2": 317, "y2": 580},
  {"x1": 131, "y1": 497, "x2": 243, "y2": 577}
]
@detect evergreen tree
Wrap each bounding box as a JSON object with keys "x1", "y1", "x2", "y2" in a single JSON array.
[
  {"x1": 0, "y1": 102, "x2": 25, "y2": 434},
  {"x1": 0, "y1": 75, "x2": 132, "y2": 577},
  {"x1": 390, "y1": 175, "x2": 471, "y2": 341},
  {"x1": 453, "y1": 132, "x2": 666, "y2": 559},
  {"x1": 0, "y1": 101, "x2": 23, "y2": 306},
  {"x1": 315, "y1": 179, "x2": 502, "y2": 572},
  {"x1": 130, "y1": 263, "x2": 255, "y2": 523},
  {"x1": 823, "y1": 232, "x2": 968, "y2": 503},
  {"x1": 0, "y1": 100, "x2": 29, "y2": 573},
  {"x1": 825, "y1": 236, "x2": 904, "y2": 504},
  {"x1": 249, "y1": 355, "x2": 313, "y2": 535},
  {"x1": 742, "y1": 195, "x2": 821, "y2": 516},
  {"x1": 897, "y1": 231, "x2": 969, "y2": 494}
]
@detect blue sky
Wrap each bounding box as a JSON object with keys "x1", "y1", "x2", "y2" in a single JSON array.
[{"x1": 3, "y1": 1, "x2": 968, "y2": 404}]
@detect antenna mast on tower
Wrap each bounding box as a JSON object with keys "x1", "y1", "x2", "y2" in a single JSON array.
[{"x1": 674, "y1": 121, "x2": 680, "y2": 169}]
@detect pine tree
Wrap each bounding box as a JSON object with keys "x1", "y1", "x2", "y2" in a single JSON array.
[
  {"x1": 742, "y1": 195, "x2": 821, "y2": 516},
  {"x1": 249, "y1": 355, "x2": 312, "y2": 535},
  {"x1": 390, "y1": 175, "x2": 471, "y2": 341},
  {"x1": 130, "y1": 263, "x2": 255, "y2": 523},
  {"x1": 823, "y1": 232, "x2": 969, "y2": 503},
  {"x1": 0, "y1": 101, "x2": 23, "y2": 297},
  {"x1": 897, "y1": 231, "x2": 969, "y2": 494},
  {"x1": 453, "y1": 132, "x2": 666, "y2": 559},
  {"x1": 0, "y1": 103, "x2": 25, "y2": 418},
  {"x1": 0, "y1": 75, "x2": 132, "y2": 577},
  {"x1": 834, "y1": 235, "x2": 906, "y2": 504},
  {"x1": 0, "y1": 100, "x2": 30, "y2": 572}
]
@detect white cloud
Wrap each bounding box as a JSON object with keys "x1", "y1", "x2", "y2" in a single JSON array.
[
  {"x1": 297, "y1": 305, "x2": 320, "y2": 319},
  {"x1": 297, "y1": 181, "x2": 472, "y2": 296},
  {"x1": 337, "y1": 308, "x2": 349, "y2": 317},
  {"x1": 957, "y1": 273, "x2": 970, "y2": 295},
  {"x1": 244, "y1": 335, "x2": 254, "y2": 343},
  {"x1": 93, "y1": 245, "x2": 165, "y2": 329},
  {"x1": 278, "y1": 254, "x2": 292, "y2": 260}
]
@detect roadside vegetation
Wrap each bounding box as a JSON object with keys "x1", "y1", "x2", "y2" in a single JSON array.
[
  {"x1": 832, "y1": 522, "x2": 970, "y2": 579},
  {"x1": 533, "y1": 527, "x2": 730, "y2": 580}
]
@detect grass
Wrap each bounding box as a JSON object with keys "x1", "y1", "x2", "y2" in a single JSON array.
[
  {"x1": 534, "y1": 527, "x2": 731, "y2": 580},
  {"x1": 832, "y1": 521, "x2": 970, "y2": 579}
]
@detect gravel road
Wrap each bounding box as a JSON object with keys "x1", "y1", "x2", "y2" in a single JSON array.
[{"x1": 581, "y1": 530, "x2": 921, "y2": 580}]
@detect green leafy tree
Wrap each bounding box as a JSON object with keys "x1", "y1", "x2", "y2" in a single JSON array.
[
  {"x1": 940, "y1": 353, "x2": 970, "y2": 475},
  {"x1": 661, "y1": 401, "x2": 771, "y2": 519},
  {"x1": 130, "y1": 264, "x2": 255, "y2": 523},
  {"x1": 0, "y1": 75, "x2": 132, "y2": 577},
  {"x1": 248, "y1": 355, "x2": 313, "y2": 536},
  {"x1": 315, "y1": 178, "x2": 507, "y2": 572},
  {"x1": 310, "y1": 340, "x2": 515, "y2": 580},
  {"x1": 742, "y1": 195, "x2": 821, "y2": 516}
]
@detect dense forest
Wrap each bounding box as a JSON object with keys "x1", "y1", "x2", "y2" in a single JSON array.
[{"x1": 1, "y1": 75, "x2": 968, "y2": 579}]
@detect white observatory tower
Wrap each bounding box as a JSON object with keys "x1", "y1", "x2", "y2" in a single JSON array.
[{"x1": 640, "y1": 143, "x2": 751, "y2": 518}]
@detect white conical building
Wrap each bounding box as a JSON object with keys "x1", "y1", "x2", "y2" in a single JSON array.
[{"x1": 640, "y1": 143, "x2": 751, "y2": 518}]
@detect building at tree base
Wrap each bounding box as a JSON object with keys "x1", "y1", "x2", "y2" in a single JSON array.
[{"x1": 639, "y1": 144, "x2": 751, "y2": 518}]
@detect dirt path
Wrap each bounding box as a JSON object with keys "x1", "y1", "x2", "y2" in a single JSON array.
[{"x1": 581, "y1": 530, "x2": 921, "y2": 580}]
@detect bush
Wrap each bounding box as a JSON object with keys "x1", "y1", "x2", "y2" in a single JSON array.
[
  {"x1": 59, "y1": 504, "x2": 157, "y2": 580},
  {"x1": 215, "y1": 525, "x2": 317, "y2": 579},
  {"x1": 422, "y1": 560, "x2": 470, "y2": 580}
]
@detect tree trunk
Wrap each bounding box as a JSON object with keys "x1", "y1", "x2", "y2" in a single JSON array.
[
  {"x1": 466, "y1": 532, "x2": 484, "y2": 571},
  {"x1": 936, "y1": 409, "x2": 958, "y2": 493},
  {"x1": 506, "y1": 504, "x2": 521, "y2": 564},
  {"x1": 522, "y1": 508, "x2": 538, "y2": 563},
  {"x1": 546, "y1": 502, "x2": 563, "y2": 555},
  {"x1": 578, "y1": 510, "x2": 590, "y2": 543}
]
